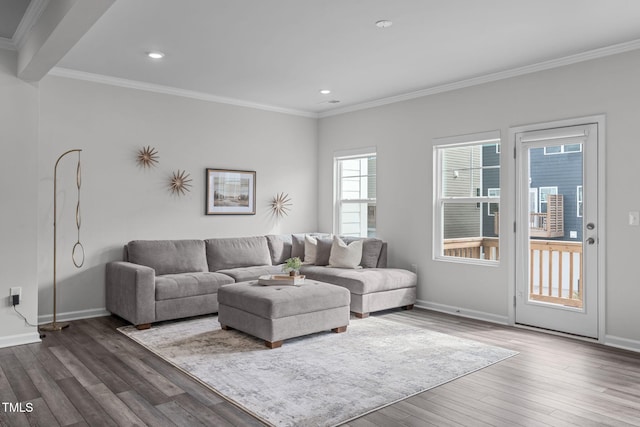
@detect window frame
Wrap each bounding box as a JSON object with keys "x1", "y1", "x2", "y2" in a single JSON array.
[
  {"x1": 543, "y1": 144, "x2": 583, "y2": 155},
  {"x1": 333, "y1": 147, "x2": 377, "y2": 237},
  {"x1": 433, "y1": 131, "x2": 501, "y2": 265}
]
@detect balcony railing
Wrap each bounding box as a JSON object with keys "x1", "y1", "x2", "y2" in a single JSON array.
[
  {"x1": 443, "y1": 237, "x2": 582, "y2": 307},
  {"x1": 443, "y1": 237, "x2": 499, "y2": 260}
]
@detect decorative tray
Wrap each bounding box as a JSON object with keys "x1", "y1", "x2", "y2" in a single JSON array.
[{"x1": 258, "y1": 274, "x2": 305, "y2": 286}]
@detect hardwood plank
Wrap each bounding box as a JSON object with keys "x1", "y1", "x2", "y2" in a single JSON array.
[
  {"x1": 0, "y1": 353, "x2": 40, "y2": 401},
  {"x1": 156, "y1": 400, "x2": 208, "y2": 427},
  {"x1": 117, "y1": 389, "x2": 175, "y2": 426},
  {"x1": 172, "y1": 393, "x2": 237, "y2": 427},
  {"x1": 24, "y1": 397, "x2": 61, "y2": 427},
  {"x1": 48, "y1": 346, "x2": 101, "y2": 388},
  {"x1": 22, "y1": 361, "x2": 84, "y2": 426},
  {"x1": 85, "y1": 383, "x2": 147, "y2": 426},
  {"x1": 57, "y1": 377, "x2": 118, "y2": 427}
]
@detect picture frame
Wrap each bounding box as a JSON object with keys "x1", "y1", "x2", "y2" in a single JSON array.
[{"x1": 206, "y1": 168, "x2": 256, "y2": 215}]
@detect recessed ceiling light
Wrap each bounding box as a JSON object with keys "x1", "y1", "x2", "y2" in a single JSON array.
[
  {"x1": 375, "y1": 20, "x2": 393, "y2": 28},
  {"x1": 147, "y1": 51, "x2": 165, "y2": 59},
  {"x1": 320, "y1": 89, "x2": 331, "y2": 95}
]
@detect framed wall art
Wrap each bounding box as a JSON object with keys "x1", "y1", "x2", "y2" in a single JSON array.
[{"x1": 206, "y1": 168, "x2": 256, "y2": 215}]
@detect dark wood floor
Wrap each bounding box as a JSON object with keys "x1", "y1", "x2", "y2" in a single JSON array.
[{"x1": 1, "y1": 309, "x2": 639, "y2": 427}]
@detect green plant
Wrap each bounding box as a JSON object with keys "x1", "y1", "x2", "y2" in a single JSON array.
[{"x1": 283, "y1": 257, "x2": 302, "y2": 274}]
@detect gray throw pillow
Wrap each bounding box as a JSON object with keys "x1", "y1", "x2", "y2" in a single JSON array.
[{"x1": 315, "y1": 237, "x2": 333, "y2": 266}]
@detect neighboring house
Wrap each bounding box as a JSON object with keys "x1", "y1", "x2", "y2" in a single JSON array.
[{"x1": 528, "y1": 144, "x2": 583, "y2": 242}]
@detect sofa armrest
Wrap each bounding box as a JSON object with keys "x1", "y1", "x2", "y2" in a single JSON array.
[{"x1": 106, "y1": 261, "x2": 156, "y2": 326}]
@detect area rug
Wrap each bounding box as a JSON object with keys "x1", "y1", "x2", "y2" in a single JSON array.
[{"x1": 119, "y1": 315, "x2": 517, "y2": 427}]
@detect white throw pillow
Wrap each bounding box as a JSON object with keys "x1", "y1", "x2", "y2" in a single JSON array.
[
  {"x1": 329, "y1": 236, "x2": 363, "y2": 268},
  {"x1": 303, "y1": 235, "x2": 318, "y2": 264}
]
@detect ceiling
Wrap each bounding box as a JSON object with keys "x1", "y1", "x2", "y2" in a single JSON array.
[
  {"x1": 4, "y1": 1, "x2": 640, "y2": 116},
  {"x1": 0, "y1": 0, "x2": 30, "y2": 39}
]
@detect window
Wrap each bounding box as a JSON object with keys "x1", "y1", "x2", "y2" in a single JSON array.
[
  {"x1": 539, "y1": 186, "x2": 558, "y2": 211},
  {"x1": 334, "y1": 149, "x2": 376, "y2": 237},
  {"x1": 577, "y1": 185, "x2": 583, "y2": 217},
  {"x1": 487, "y1": 188, "x2": 500, "y2": 216},
  {"x1": 434, "y1": 131, "x2": 500, "y2": 263},
  {"x1": 544, "y1": 143, "x2": 583, "y2": 155}
]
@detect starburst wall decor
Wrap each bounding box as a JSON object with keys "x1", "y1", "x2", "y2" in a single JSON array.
[
  {"x1": 169, "y1": 170, "x2": 193, "y2": 195},
  {"x1": 136, "y1": 146, "x2": 159, "y2": 168},
  {"x1": 270, "y1": 192, "x2": 292, "y2": 217}
]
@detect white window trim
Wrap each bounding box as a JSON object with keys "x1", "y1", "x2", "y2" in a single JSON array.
[
  {"x1": 333, "y1": 147, "x2": 376, "y2": 236},
  {"x1": 433, "y1": 130, "x2": 501, "y2": 266},
  {"x1": 487, "y1": 188, "x2": 500, "y2": 216}
]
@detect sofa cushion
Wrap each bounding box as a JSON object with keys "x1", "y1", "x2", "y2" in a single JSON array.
[
  {"x1": 329, "y1": 236, "x2": 363, "y2": 268},
  {"x1": 292, "y1": 233, "x2": 331, "y2": 260},
  {"x1": 265, "y1": 234, "x2": 292, "y2": 265},
  {"x1": 217, "y1": 265, "x2": 285, "y2": 282},
  {"x1": 205, "y1": 236, "x2": 272, "y2": 272},
  {"x1": 340, "y1": 237, "x2": 384, "y2": 268},
  {"x1": 155, "y1": 272, "x2": 235, "y2": 301},
  {"x1": 127, "y1": 240, "x2": 208, "y2": 276},
  {"x1": 315, "y1": 237, "x2": 333, "y2": 266},
  {"x1": 300, "y1": 266, "x2": 417, "y2": 295}
]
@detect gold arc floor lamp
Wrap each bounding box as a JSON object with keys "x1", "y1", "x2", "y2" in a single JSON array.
[{"x1": 40, "y1": 149, "x2": 84, "y2": 332}]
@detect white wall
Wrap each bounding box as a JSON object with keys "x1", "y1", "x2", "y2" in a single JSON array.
[
  {"x1": 37, "y1": 76, "x2": 318, "y2": 322},
  {"x1": 318, "y1": 49, "x2": 640, "y2": 345},
  {"x1": 0, "y1": 49, "x2": 40, "y2": 346}
]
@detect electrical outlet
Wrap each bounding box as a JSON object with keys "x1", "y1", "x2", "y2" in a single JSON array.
[{"x1": 10, "y1": 287, "x2": 21, "y2": 306}]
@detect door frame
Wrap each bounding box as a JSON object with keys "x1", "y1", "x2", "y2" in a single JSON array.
[{"x1": 507, "y1": 115, "x2": 606, "y2": 342}]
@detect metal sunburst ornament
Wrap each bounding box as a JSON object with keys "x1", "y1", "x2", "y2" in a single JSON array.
[
  {"x1": 136, "y1": 145, "x2": 159, "y2": 168},
  {"x1": 169, "y1": 170, "x2": 193, "y2": 195},
  {"x1": 271, "y1": 192, "x2": 292, "y2": 217}
]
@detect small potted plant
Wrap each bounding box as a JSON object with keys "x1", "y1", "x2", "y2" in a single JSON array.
[{"x1": 283, "y1": 257, "x2": 302, "y2": 276}]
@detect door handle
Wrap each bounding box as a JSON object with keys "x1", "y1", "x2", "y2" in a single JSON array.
[{"x1": 586, "y1": 237, "x2": 595, "y2": 245}]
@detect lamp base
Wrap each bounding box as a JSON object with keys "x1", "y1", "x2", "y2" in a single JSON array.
[{"x1": 39, "y1": 322, "x2": 70, "y2": 332}]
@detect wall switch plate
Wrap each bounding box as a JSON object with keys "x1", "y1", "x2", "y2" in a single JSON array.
[{"x1": 629, "y1": 211, "x2": 640, "y2": 226}]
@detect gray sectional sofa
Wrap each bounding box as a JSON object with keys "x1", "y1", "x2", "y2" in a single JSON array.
[{"x1": 106, "y1": 234, "x2": 417, "y2": 329}]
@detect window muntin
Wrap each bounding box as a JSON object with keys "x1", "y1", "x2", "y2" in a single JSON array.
[
  {"x1": 434, "y1": 131, "x2": 501, "y2": 263},
  {"x1": 335, "y1": 152, "x2": 376, "y2": 237}
]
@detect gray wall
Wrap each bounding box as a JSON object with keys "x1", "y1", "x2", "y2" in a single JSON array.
[
  {"x1": 318, "y1": 49, "x2": 640, "y2": 345},
  {"x1": 0, "y1": 49, "x2": 39, "y2": 345},
  {"x1": 36, "y1": 76, "x2": 319, "y2": 323}
]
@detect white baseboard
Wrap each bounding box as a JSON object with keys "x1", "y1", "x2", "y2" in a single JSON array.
[
  {"x1": 415, "y1": 299, "x2": 509, "y2": 325},
  {"x1": 38, "y1": 307, "x2": 110, "y2": 325},
  {"x1": 0, "y1": 331, "x2": 41, "y2": 349},
  {"x1": 603, "y1": 335, "x2": 640, "y2": 353}
]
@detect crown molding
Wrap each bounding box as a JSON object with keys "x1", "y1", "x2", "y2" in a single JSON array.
[
  {"x1": 319, "y1": 38, "x2": 640, "y2": 118},
  {"x1": 13, "y1": 0, "x2": 48, "y2": 51},
  {"x1": 0, "y1": 37, "x2": 16, "y2": 51},
  {"x1": 48, "y1": 67, "x2": 318, "y2": 118}
]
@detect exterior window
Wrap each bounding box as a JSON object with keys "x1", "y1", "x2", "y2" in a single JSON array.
[
  {"x1": 539, "y1": 186, "x2": 558, "y2": 211},
  {"x1": 577, "y1": 185, "x2": 583, "y2": 217},
  {"x1": 335, "y1": 150, "x2": 376, "y2": 237},
  {"x1": 434, "y1": 131, "x2": 500, "y2": 263},
  {"x1": 487, "y1": 188, "x2": 500, "y2": 216}
]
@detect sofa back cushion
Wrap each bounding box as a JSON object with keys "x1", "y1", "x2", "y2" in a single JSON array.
[
  {"x1": 265, "y1": 234, "x2": 293, "y2": 265},
  {"x1": 127, "y1": 240, "x2": 208, "y2": 275},
  {"x1": 205, "y1": 236, "x2": 272, "y2": 271}
]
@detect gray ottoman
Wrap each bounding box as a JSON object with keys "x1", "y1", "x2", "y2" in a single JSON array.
[{"x1": 217, "y1": 280, "x2": 350, "y2": 348}]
